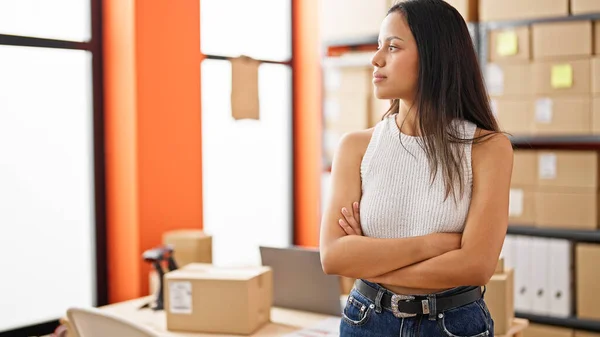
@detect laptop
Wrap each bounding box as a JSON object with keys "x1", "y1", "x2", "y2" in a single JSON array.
[{"x1": 259, "y1": 245, "x2": 344, "y2": 316}]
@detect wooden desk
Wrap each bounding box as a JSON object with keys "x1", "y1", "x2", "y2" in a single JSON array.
[
  {"x1": 62, "y1": 296, "x2": 528, "y2": 337},
  {"x1": 63, "y1": 296, "x2": 338, "y2": 337}
]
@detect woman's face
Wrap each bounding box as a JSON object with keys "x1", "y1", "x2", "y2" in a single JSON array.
[{"x1": 371, "y1": 12, "x2": 419, "y2": 101}]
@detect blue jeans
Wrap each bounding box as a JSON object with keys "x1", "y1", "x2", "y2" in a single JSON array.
[{"x1": 340, "y1": 280, "x2": 494, "y2": 337}]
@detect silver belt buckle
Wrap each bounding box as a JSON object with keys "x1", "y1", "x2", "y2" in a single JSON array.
[{"x1": 390, "y1": 294, "x2": 417, "y2": 318}]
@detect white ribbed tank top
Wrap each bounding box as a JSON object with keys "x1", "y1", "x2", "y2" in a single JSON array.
[{"x1": 359, "y1": 114, "x2": 478, "y2": 239}]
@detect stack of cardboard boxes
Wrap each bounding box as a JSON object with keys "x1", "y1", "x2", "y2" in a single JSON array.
[
  {"x1": 486, "y1": 258, "x2": 515, "y2": 336},
  {"x1": 147, "y1": 230, "x2": 274, "y2": 335},
  {"x1": 489, "y1": 19, "x2": 600, "y2": 136},
  {"x1": 483, "y1": 0, "x2": 600, "y2": 138},
  {"x1": 322, "y1": 59, "x2": 391, "y2": 167},
  {"x1": 509, "y1": 150, "x2": 600, "y2": 230}
]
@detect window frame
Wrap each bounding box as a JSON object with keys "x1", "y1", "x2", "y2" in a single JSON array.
[{"x1": 0, "y1": 0, "x2": 106, "y2": 335}]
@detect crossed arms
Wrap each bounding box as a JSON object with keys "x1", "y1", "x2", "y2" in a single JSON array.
[{"x1": 319, "y1": 130, "x2": 513, "y2": 289}]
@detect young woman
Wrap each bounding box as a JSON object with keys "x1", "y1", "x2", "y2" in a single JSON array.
[{"x1": 319, "y1": 0, "x2": 513, "y2": 336}]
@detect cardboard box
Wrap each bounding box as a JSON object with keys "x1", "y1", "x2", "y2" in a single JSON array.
[
  {"x1": 593, "y1": 97, "x2": 600, "y2": 134},
  {"x1": 532, "y1": 21, "x2": 593, "y2": 60},
  {"x1": 444, "y1": 0, "x2": 478, "y2": 22},
  {"x1": 320, "y1": 0, "x2": 388, "y2": 45},
  {"x1": 324, "y1": 92, "x2": 369, "y2": 131},
  {"x1": 592, "y1": 58, "x2": 600, "y2": 94},
  {"x1": 509, "y1": 186, "x2": 536, "y2": 225},
  {"x1": 533, "y1": 59, "x2": 591, "y2": 96},
  {"x1": 487, "y1": 63, "x2": 533, "y2": 97},
  {"x1": 571, "y1": 0, "x2": 600, "y2": 15},
  {"x1": 512, "y1": 150, "x2": 538, "y2": 186},
  {"x1": 595, "y1": 22, "x2": 600, "y2": 55},
  {"x1": 524, "y1": 323, "x2": 574, "y2": 337},
  {"x1": 324, "y1": 67, "x2": 372, "y2": 96},
  {"x1": 489, "y1": 27, "x2": 531, "y2": 63},
  {"x1": 492, "y1": 98, "x2": 534, "y2": 134},
  {"x1": 369, "y1": 96, "x2": 391, "y2": 128},
  {"x1": 536, "y1": 151, "x2": 598, "y2": 189},
  {"x1": 165, "y1": 264, "x2": 273, "y2": 335},
  {"x1": 577, "y1": 244, "x2": 600, "y2": 320},
  {"x1": 531, "y1": 96, "x2": 591, "y2": 135},
  {"x1": 163, "y1": 230, "x2": 212, "y2": 268},
  {"x1": 535, "y1": 189, "x2": 598, "y2": 230},
  {"x1": 575, "y1": 332, "x2": 600, "y2": 337},
  {"x1": 485, "y1": 268, "x2": 514, "y2": 335},
  {"x1": 479, "y1": 0, "x2": 569, "y2": 22}
]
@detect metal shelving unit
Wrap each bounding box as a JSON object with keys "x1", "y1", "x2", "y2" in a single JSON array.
[
  {"x1": 508, "y1": 225, "x2": 600, "y2": 243},
  {"x1": 321, "y1": 10, "x2": 600, "y2": 334},
  {"x1": 478, "y1": 13, "x2": 600, "y2": 72},
  {"x1": 515, "y1": 312, "x2": 600, "y2": 333}
]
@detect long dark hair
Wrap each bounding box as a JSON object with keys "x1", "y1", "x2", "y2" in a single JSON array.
[{"x1": 384, "y1": 0, "x2": 501, "y2": 201}]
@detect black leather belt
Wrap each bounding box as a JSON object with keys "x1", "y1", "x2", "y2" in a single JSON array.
[{"x1": 353, "y1": 279, "x2": 482, "y2": 318}]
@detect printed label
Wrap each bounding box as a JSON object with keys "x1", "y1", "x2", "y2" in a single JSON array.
[
  {"x1": 539, "y1": 153, "x2": 557, "y2": 180},
  {"x1": 169, "y1": 281, "x2": 192, "y2": 314},
  {"x1": 509, "y1": 189, "x2": 524, "y2": 217},
  {"x1": 486, "y1": 64, "x2": 504, "y2": 96},
  {"x1": 535, "y1": 98, "x2": 553, "y2": 124}
]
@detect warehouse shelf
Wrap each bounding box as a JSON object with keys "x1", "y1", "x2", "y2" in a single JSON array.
[
  {"x1": 508, "y1": 225, "x2": 600, "y2": 243},
  {"x1": 481, "y1": 13, "x2": 600, "y2": 30},
  {"x1": 323, "y1": 23, "x2": 479, "y2": 49},
  {"x1": 323, "y1": 35, "x2": 379, "y2": 49},
  {"x1": 509, "y1": 135, "x2": 600, "y2": 148},
  {"x1": 515, "y1": 312, "x2": 600, "y2": 333}
]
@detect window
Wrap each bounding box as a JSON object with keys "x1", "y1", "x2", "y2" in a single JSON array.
[
  {"x1": 0, "y1": 1, "x2": 102, "y2": 334},
  {"x1": 200, "y1": 0, "x2": 292, "y2": 267},
  {"x1": 0, "y1": 0, "x2": 91, "y2": 41}
]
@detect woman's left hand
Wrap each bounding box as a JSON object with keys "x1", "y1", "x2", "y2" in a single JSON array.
[{"x1": 338, "y1": 202, "x2": 362, "y2": 236}]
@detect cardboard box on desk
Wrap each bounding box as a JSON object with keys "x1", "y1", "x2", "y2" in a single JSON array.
[
  {"x1": 485, "y1": 268, "x2": 514, "y2": 336},
  {"x1": 165, "y1": 263, "x2": 273, "y2": 335},
  {"x1": 163, "y1": 229, "x2": 212, "y2": 267}
]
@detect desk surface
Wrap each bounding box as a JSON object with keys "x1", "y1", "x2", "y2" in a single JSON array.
[
  {"x1": 64, "y1": 297, "x2": 528, "y2": 337},
  {"x1": 94, "y1": 296, "x2": 337, "y2": 337}
]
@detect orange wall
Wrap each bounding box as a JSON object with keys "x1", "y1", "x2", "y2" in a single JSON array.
[
  {"x1": 103, "y1": 0, "x2": 320, "y2": 301},
  {"x1": 103, "y1": 0, "x2": 203, "y2": 303},
  {"x1": 293, "y1": 0, "x2": 322, "y2": 248}
]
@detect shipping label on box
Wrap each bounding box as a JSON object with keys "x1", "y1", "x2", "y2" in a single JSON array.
[
  {"x1": 537, "y1": 151, "x2": 598, "y2": 188},
  {"x1": 532, "y1": 96, "x2": 591, "y2": 135}
]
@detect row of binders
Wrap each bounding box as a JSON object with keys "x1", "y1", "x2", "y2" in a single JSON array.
[{"x1": 501, "y1": 235, "x2": 572, "y2": 317}]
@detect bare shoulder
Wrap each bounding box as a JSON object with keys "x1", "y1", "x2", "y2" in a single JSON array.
[
  {"x1": 471, "y1": 128, "x2": 514, "y2": 172},
  {"x1": 334, "y1": 127, "x2": 376, "y2": 161}
]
